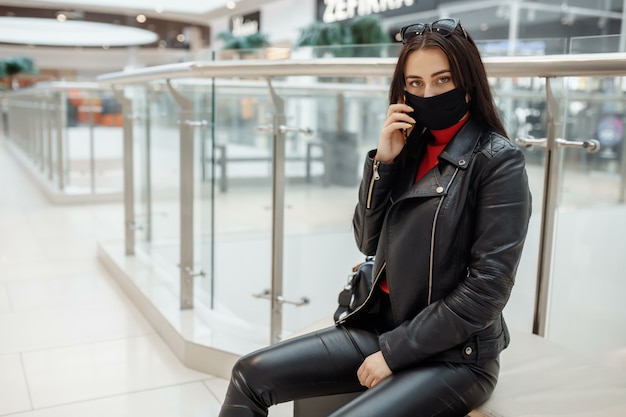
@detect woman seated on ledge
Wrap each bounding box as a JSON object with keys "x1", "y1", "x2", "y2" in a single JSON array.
[{"x1": 218, "y1": 17, "x2": 532, "y2": 417}]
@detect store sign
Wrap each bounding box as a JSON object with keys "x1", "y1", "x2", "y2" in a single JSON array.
[
  {"x1": 321, "y1": 0, "x2": 415, "y2": 23},
  {"x1": 230, "y1": 11, "x2": 260, "y2": 37}
]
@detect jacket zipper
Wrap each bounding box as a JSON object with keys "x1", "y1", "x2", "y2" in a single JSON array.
[
  {"x1": 366, "y1": 160, "x2": 381, "y2": 209},
  {"x1": 336, "y1": 261, "x2": 386, "y2": 324},
  {"x1": 427, "y1": 167, "x2": 460, "y2": 305}
]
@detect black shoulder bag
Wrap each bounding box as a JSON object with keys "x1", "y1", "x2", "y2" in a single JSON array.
[{"x1": 334, "y1": 256, "x2": 375, "y2": 322}]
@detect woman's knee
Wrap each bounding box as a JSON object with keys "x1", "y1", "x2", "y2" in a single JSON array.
[
  {"x1": 227, "y1": 352, "x2": 274, "y2": 410},
  {"x1": 230, "y1": 352, "x2": 264, "y2": 391}
]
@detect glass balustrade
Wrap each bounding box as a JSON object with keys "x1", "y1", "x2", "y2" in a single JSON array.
[
  {"x1": 2, "y1": 84, "x2": 123, "y2": 199},
  {"x1": 3, "y1": 42, "x2": 625, "y2": 370}
]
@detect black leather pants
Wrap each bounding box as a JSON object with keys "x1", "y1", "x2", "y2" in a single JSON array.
[{"x1": 218, "y1": 324, "x2": 499, "y2": 417}]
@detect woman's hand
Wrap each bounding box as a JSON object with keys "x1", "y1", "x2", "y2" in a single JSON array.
[
  {"x1": 375, "y1": 103, "x2": 415, "y2": 163},
  {"x1": 357, "y1": 351, "x2": 392, "y2": 389}
]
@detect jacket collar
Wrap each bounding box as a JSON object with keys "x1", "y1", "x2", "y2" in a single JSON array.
[
  {"x1": 392, "y1": 117, "x2": 484, "y2": 200},
  {"x1": 438, "y1": 116, "x2": 483, "y2": 170}
]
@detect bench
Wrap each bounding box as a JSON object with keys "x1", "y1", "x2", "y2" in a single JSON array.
[
  {"x1": 212, "y1": 142, "x2": 328, "y2": 192},
  {"x1": 291, "y1": 318, "x2": 626, "y2": 417}
]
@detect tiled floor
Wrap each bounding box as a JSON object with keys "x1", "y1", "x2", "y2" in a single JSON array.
[{"x1": 0, "y1": 139, "x2": 292, "y2": 416}]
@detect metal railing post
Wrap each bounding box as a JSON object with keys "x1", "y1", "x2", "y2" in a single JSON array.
[
  {"x1": 112, "y1": 87, "x2": 135, "y2": 256},
  {"x1": 55, "y1": 92, "x2": 66, "y2": 191},
  {"x1": 46, "y1": 96, "x2": 54, "y2": 181},
  {"x1": 618, "y1": 134, "x2": 626, "y2": 204},
  {"x1": 36, "y1": 100, "x2": 45, "y2": 172},
  {"x1": 166, "y1": 80, "x2": 207, "y2": 310},
  {"x1": 532, "y1": 77, "x2": 562, "y2": 337},
  {"x1": 88, "y1": 94, "x2": 96, "y2": 193},
  {"x1": 267, "y1": 78, "x2": 287, "y2": 345},
  {"x1": 144, "y1": 87, "x2": 154, "y2": 242}
]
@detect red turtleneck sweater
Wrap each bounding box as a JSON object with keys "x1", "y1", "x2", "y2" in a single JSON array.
[{"x1": 379, "y1": 117, "x2": 468, "y2": 294}]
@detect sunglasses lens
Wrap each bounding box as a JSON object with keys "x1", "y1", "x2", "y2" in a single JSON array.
[
  {"x1": 400, "y1": 18, "x2": 460, "y2": 43},
  {"x1": 401, "y1": 24, "x2": 425, "y2": 44},
  {"x1": 431, "y1": 18, "x2": 459, "y2": 36}
]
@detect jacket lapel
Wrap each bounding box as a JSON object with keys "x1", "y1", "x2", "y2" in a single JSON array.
[{"x1": 399, "y1": 118, "x2": 483, "y2": 200}]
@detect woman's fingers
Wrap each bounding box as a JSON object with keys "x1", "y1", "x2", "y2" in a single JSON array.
[
  {"x1": 385, "y1": 104, "x2": 415, "y2": 126},
  {"x1": 375, "y1": 103, "x2": 416, "y2": 162},
  {"x1": 387, "y1": 102, "x2": 414, "y2": 117}
]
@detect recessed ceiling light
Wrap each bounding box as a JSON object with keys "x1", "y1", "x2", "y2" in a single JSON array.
[
  {"x1": 136, "y1": 14, "x2": 147, "y2": 23},
  {"x1": 226, "y1": 2, "x2": 237, "y2": 10},
  {"x1": 0, "y1": 17, "x2": 159, "y2": 47},
  {"x1": 56, "y1": 13, "x2": 67, "y2": 22}
]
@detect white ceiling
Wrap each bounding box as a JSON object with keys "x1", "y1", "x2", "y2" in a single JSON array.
[
  {"x1": 0, "y1": 0, "x2": 279, "y2": 47},
  {"x1": 0, "y1": 0, "x2": 277, "y2": 21}
]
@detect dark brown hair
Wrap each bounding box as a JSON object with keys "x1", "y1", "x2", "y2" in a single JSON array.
[{"x1": 390, "y1": 21, "x2": 507, "y2": 138}]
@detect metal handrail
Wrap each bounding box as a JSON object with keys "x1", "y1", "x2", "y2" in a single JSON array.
[
  {"x1": 2, "y1": 81, "x2": 103, "y2": 97},
  {"x1": 97, "y1": 52, "x2": 626, "y2": 85}
]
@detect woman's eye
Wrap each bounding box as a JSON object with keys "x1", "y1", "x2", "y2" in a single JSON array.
[
  {"x1": 438, "y1": 77, "x2": 450, "y2": 84},
  {"x1": 409, "y1": 80, "x2": 422, "y2": 87}
]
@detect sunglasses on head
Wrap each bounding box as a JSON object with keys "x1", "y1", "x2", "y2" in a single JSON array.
[{"x1": 400, "y1": 18, "x2": 464, "y2": 44}]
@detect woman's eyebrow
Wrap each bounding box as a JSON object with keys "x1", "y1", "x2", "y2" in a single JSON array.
[
  {"x1": 431, "y1": 69, "x2": 451, "y2": 77},
  {"x1": 405, "y1": 69, "x2": 451, "y2": 80}
]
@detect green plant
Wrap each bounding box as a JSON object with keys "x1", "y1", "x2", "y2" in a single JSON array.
[
  {"x1": 217, "y1": 31, "x2": 270, "y2": 51},
  {"x1": 295, "y1": 15, "x2": 391, "y2": 57},
  {"x1": 0, "y1": 55, "x2": 38, "y2": 90}
]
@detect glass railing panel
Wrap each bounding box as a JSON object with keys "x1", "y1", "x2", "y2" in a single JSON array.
[
  {"x1": 48, "y1": 91, "x2": 66, "y2": 191},
  {"x1": 1, "y1": 86, "x2": 116, "y2": 195},
  {"x1": 212, "y1": 73, "x2": 546, "y2": 337},
  {"x1": 475, "y1": 38, "x2": 567, "y2": 56},
  {"x1": 131, "y1": 85, "x2": 152, "y2": 247},
  {"x1": 278, "y1": 76, "x2": 389, "y2": 335},
  {"x1": 92, "y1": 92, "x2": 123, "y2": 193},
  {"x1": 184, "y1": 73, "x2": 548, "y2": 341},
  {"x1": 39, "y1": 95, "x2": 54, "y2": 183},
  {"x1": 489, "y1": 76, "x2": 547, "y2": 333},
  {"x1": 560, "y1": 75, "x2": 625, "y2": 207},
  {"x1": 570, "y1": 34, "x2": 622, "y2": 54},
  {"x1": 548, "y1": 75, "x2": 626, "y2": 365},
  {"x1": 172, "y1": 81, "x2": 216, "y2": 314},
  {"x1": 205, "y1": 78, "x2": 274, "y2": 347},
  {"x1": 194, "y1": 76, "x2": 395, "y2": 339},
  {"x1": 137, "y1": 86, "x2": 182, "y2": 278},
  {"x1": 64, "y1": 88, "x2": 123, "y2": 193}
]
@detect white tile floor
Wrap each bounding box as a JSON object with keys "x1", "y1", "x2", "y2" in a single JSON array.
[{"x1": 0, "y1": 140, "x2": 297, "y2": 416}]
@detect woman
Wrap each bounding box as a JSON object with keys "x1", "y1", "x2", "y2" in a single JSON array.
[{"x1": 219, "y1": 18, "x2": 531, "y2": 417}]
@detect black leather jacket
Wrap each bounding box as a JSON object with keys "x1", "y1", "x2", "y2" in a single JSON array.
[{"x1": 345, "y1": 118, "x2": 532, "y2": 372}]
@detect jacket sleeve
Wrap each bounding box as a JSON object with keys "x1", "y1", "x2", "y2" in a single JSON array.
[
  {"x1": 379, "y1": 143, "x2": 532, "y2": 371},
  {"x1": 353, "y1": 150, "x2": 399, "y2": 256}
]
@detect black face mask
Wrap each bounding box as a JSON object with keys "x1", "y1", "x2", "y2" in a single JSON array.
[{"x1": 404, "y1": 88, "x2": 469, "y2": 130}]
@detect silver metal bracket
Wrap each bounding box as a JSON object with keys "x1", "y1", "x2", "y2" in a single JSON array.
[
  {"x1": 257, "y1": 124, "x2": 314, "y2": 136},
  {"x1": 253, "y1": 289, "x2": 310, "y2": 307},
  {"x1": 126, "y1": 221, "x2": 143, "y2": 231},
  {"x1": 184, "y1": 266, "x2": 206, "y2": 278},
  {"x1": 176, "y1": 264, "x2": 206, "y2": 278},
  {"x1": 179, "y1": 120, "x2": 209, "y2": 128},
  {"x1": 515, "y1": 137, "x2": 600, "y2": 153}
]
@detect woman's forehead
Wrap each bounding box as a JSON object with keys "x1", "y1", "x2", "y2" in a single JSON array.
[{"x1": 404, "y1": 48, "x2": 451, "y2": 78}]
